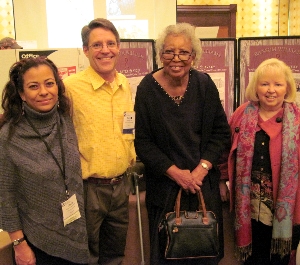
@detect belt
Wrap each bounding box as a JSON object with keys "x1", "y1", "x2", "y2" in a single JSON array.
[{"x1": 86, "y1": 174, "x2": 124, "y2": 185}]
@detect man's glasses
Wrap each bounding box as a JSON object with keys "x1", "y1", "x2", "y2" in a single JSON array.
[
  {"x1": 162, "y1": 52, "x2": 192, "y2": 61},
  {"x1": 89, "y1": 42, "x2": 117, "y2": 51}
]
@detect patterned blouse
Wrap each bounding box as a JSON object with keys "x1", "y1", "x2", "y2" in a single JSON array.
[{"x1": 251, "y1": 128, "x2": 274, "y2": 226}]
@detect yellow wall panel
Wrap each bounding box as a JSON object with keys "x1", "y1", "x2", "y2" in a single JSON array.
[
  {"x1": 289, "y1": 0, "x2": 300, "y2": 35},
  {"x1": 279, "y1": 0, "x2": 289, "y2": 36},
  {"x1": 177, "y1": 0, "x2": 297, "y2": 38},
  {"x1": 0, "y1": 0, "x2": 15, "y2": 39}
]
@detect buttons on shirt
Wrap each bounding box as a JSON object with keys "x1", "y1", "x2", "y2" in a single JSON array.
[{"x1": 253, "y1": 130, "x2": 271, "y2": 173}]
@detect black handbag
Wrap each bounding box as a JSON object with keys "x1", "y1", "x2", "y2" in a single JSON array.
[{"x1": 158, "y1": 188, "x2": 219, "y2": 259}]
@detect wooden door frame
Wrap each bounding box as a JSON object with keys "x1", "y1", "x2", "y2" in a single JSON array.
[{"x1": 176, "y1": 5, "x2": 237, "y2": 38}]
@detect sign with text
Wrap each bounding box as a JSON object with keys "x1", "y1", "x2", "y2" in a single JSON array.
[
  {"x1": 116, "y1": 40, "x2": 155, "y2": 103},
  {"x1": 195, "y1": 38, "x2": 237, "y2": 119},
  {"x1": 117, "y1": 48, "x2": 148, "y2": 77}
]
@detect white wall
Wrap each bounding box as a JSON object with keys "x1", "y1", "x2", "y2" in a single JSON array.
[
  {"x1": 14, "y1": 0, "x2": 48, "y2": 48},
  {"x1": 13, "y1": 0, "x2": 176, "y2": 49}
]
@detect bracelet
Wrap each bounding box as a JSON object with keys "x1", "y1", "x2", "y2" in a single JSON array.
[{"x1": 12, "y1": 237, "x2": 25, "y2": 247}]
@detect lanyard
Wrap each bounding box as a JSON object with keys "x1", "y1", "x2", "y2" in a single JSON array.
[{"x1": 25, "y1": 115, "x2": 69, "y2": 198}]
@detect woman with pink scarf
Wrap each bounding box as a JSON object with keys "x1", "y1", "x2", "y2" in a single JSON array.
[{"x1": 220, "y1": 58, "x2": 300, "y2": 265}]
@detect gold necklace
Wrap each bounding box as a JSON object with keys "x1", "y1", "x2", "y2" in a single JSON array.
[{"x1": 171, "y1": 95, "x2": 184, "y2": 101}]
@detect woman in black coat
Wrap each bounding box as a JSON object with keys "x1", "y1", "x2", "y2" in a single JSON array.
[{"x1": 134, "y1": 22, "x2": 231, "y2": 265}]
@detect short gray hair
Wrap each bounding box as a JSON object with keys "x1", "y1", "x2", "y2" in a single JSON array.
[{"x1": 155, "y1": 23, "x2": 202, "y2": 67}]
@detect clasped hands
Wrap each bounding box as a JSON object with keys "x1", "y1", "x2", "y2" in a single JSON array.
[{"x1": 166, "y1": 164, "x2": 209, "y2": 194}]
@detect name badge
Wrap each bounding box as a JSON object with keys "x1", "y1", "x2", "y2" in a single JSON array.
[
  {"x1": 123, "y1": 111, "x2": 135, "y2": 134},
  {"x1": 61, "y1": 194, "x2": 81, "y2": 226}
]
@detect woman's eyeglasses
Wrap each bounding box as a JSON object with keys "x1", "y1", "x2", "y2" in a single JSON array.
[{"x1": 162, "y1": 52, "x2": 192, "y2": 61}]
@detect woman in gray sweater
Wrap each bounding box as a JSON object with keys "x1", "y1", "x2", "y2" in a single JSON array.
[{"x1": 0, "y1": 57, "x2": 89, "y2": 265}]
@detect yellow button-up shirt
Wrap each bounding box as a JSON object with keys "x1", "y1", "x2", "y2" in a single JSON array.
[{"x1": 64, "y1": 66, "x2": 135, "y2": 179}]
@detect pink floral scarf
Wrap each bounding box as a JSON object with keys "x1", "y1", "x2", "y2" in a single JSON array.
[{"x1": 235, "y1": 102, "x2": 299, "y2": 260}]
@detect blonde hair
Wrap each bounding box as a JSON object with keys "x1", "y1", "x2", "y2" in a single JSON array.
[
  {"x1": 155, "y1": 23, "x2": 202, "y2": 68},
  {"x1": 245, "y1": 58, "x2": 296, "y2": 103}
]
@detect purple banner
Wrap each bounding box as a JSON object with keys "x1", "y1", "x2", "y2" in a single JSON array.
[
  {"x1": 116, "y1": 48, "x2": 149, "y2": 77},
  {"x1": 195, "y1": 41, "x2": 235, "y2": 119}
]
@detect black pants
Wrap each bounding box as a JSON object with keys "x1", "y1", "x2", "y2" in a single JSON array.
[
  {"x1": 244, "y1": 220, "x2": 289, "y2": 265},
  {"x1": 16, "y1": 239, "x2": 87, "y2": 265}
]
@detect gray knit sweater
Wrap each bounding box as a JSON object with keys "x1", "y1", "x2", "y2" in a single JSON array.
[{"x1": 0, "y1": 103, "x2": 89, "y2": 263}]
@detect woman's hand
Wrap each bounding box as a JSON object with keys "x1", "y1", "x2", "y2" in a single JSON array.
[
  {"x1": 14, "y1": 241, "x2": 36, "y2": 265},
  {"x1": 166, "y1": 165, "x2": 200, "y2": 194},
  {"x1": 191, "y1": 164, "x2": 209, "y2": 185},
  {"x1": 190, "y1": 160, "x2": 211, "y2": 187},
  {"x1": 219, "y1": 180, "x2": 230, "y2": 202}
]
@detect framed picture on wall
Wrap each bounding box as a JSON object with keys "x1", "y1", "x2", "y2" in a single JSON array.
[
  {"x1": 238, "y1": 36, "x2": 300, "y2": 106},
  {"x1": 195, "y1": 38, "x2": 237, "y2": 119},
  {"x1": 117, "y1": 39, "x2": 156, "y2": 103}
]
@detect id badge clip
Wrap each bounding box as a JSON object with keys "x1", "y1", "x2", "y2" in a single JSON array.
[
  {"x1": 123, "y1": 111, "x2": 135, "y2": 134},
  {"x1": 61, "y1": 194, "x2": 81, "y2": 226}
]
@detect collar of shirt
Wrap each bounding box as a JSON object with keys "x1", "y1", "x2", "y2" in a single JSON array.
[{"x1": 86, "y1": 66, "x2": 125, "y2": 93}]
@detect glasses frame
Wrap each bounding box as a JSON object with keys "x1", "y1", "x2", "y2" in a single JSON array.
[
  {"x1": 88, "y1": 42, "x2": 118, "y2": 51},
  {"x1": 161, "y1": 52, "x2": 193, "y2": 61}
]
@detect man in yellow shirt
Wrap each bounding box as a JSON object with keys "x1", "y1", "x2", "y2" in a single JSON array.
[{"x1": 64, "y1": 18, "x2": 135, "y2": 265}]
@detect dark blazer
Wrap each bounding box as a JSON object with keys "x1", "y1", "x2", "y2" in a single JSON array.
[{"x1": 134, "y1": 68, "x2": 231, "y2": 213}]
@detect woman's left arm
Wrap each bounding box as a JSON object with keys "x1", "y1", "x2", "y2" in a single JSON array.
[
  {"x1": 201, "y1": 77, "x2": 231, "y2": 165},
  {"x1": 191, "y1": 73, "x2": 231, "y2": 181}
]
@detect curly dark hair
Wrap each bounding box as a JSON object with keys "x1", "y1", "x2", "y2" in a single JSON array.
[{"x1": 0, "y1": 57, "x2": 70, "y2": 128}]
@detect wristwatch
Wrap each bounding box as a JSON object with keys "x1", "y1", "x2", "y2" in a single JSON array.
[
  {"x1": 12, "y1": 237, "x2": 25, "y2": 247},
  {"x1": 201, "y1": 162, "x2": 210, "y2": 171}
]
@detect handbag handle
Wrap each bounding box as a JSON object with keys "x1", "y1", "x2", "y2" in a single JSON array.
[{"x1": 175, "y1": 188, "x2": 209, "y2": 225}]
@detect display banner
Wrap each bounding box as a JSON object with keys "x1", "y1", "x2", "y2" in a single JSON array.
[
  {"x1": 195, "y1": 38, "x2": 237, "y2": 119},
  {"x1": 116, "y1": 39, "x2": 155, "y2": 103}
]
